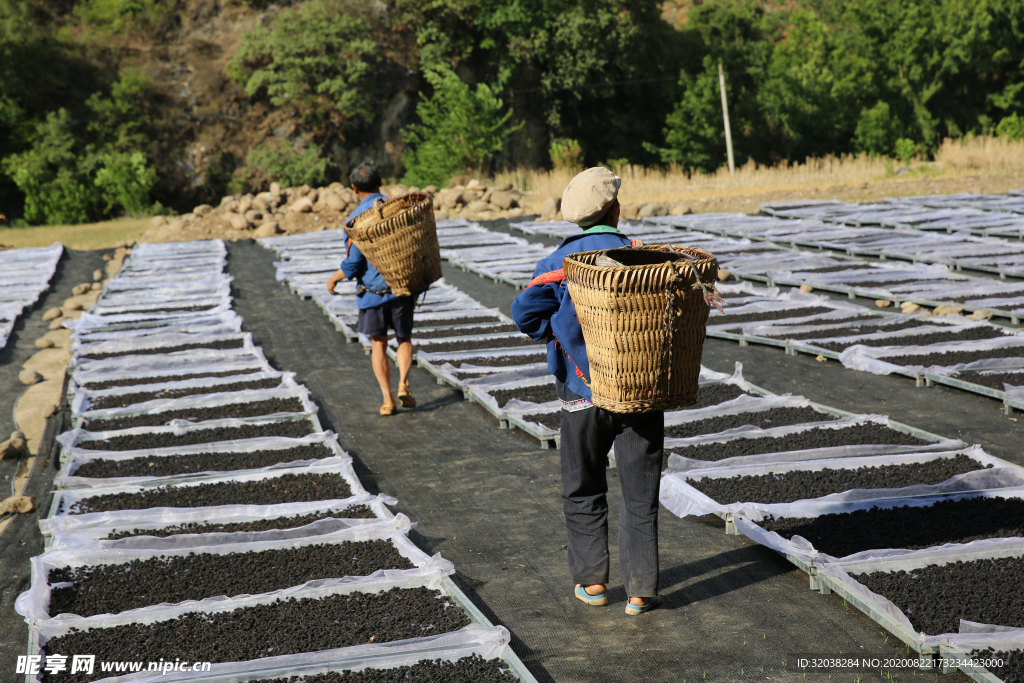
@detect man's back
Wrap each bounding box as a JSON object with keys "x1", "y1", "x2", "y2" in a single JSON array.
[
  {"x1": 512, "y1": 226, "x2": 633, "y2": 399},
  {"x1": 341, "y1": 192, "x2": 391, "y2": 309}
]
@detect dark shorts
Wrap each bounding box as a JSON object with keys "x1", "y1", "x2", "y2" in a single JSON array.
[{"x1": 357, "y1": 296, "x2": 415, "y2": 338}]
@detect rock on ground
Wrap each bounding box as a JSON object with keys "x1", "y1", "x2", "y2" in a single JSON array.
[
  {"x1": 18, "y1": 369, "x2": 41, "y2": 386},
  {"x1": 538, "y1": 196, "x2": 562, "y2": 221},
  {"x1": 0, "y1": 433, "x2": 27, "y2": 460},
  {"x1": 0, "y1": 496, "x2": 34, "y2": 514},
  {"x1": 139, "y1": 179, "x2": 527, "y2": 244},
  {"x1": 253, "y1": 222, "x2": 281, "y2": 239}
]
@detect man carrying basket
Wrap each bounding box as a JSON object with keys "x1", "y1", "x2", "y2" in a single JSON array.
[
  {"x1": 511, "y1": 168, "x2": 664, "y2": 615},
  {"x1": 327, "y1": 163, "x2": 417, "y2": 416}
]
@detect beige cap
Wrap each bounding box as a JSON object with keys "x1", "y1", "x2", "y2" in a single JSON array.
[{"x1": 561, "y1": 167, "x2": 621, "y2": 226}]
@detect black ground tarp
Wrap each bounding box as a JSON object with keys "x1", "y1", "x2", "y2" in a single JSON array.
[
  {"x1": 226, "y1": 238, "x2": 985, "y2": 682},
  {"x1": 1, "y1": 231, "x2": 1008, "y2": 681},
  {"x1": 0, "y1": 248, "x2": 103, "y2": 678}
]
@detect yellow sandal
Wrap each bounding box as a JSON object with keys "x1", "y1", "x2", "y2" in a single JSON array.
[
  {"x1": 379, "y1": 402, "x2": 396, "y2": 416},
  {"x1": 397, "y1": 383, "x2": 416, "y2": 408}
]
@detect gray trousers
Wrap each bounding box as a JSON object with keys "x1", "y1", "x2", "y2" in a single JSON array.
[{"x1": 560, "y1": 405, "x2": 664, "y2": 597}]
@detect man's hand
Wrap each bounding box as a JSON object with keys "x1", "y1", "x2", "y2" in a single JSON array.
[{"x1": 327, "y1": 269, "x2": 346, "y2": 295}]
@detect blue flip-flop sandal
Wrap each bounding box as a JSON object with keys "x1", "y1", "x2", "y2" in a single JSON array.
[
  {"x1": 624, "y1": 595, "x2": 661, "y2": 616},
  {"x1": 574, "y1": 584, "x2": 608, "y2": 606}
]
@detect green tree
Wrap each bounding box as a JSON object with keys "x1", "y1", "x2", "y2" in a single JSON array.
[
  {"x1": 1, "y1": 71, "x2": 159, "y2": 224},
  {"x1": 401, "y1": 66, "x2": 522, "y2": 187},
  {"x1": 854, "y1": 101, "x2": 903, "y2": 155},
  {"x1": 549, "y1": 138, "x2": 584, "y2": 171},
  {"x1": 996, "y1": 113, "x2": 1024, "y2": 141},
  {"x1": 2, "y1": 109, "x2": 94, "y2": 224},
  {"x1": 647, "y1": 0, "x2": 1024, "y2": 170},
  {"x1": 69, "y1": 0, "x2": 168, "y2": 38},
  {"x1": 894, "y1": 138, "x2": 916, "y2": 165},
  {"x1": 234, "y1": 140, "x2": 332, "y2": 192},
  {"x1": 229, "y1": 0, "x2": 378, "y2": 127},
  {"x1": 645, "y1": 1, "x2": 779, "y2": 171},
  {"x1": 756, "y1": 9, "x2": 870, "y2": 159},
  {"x1": 85, "y1": 70, "x2": 153, "y2": 153},
  {"x1": 94, "y1": 150, "x2": 156, "y2": 216},
  {"x1": 394, "y1": 0, "x2": 684, "y2": 167},
  {"x1": 0, "y1": 0, "x2": 36, "y2": 137},
  {"x1": 644, "y1": 59, "x2": 729, "y2": 171},
  {"x1": 0, "y1": 0, "x2": 105, "y2": 215}
]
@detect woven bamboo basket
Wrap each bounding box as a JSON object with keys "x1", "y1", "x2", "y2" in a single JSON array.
[
  {"x1": 563, "y1": 245, "x2": 719, "y2": 413},
  {"x1": 344, "y1": 192, "x2": 442, "y2": 297}
]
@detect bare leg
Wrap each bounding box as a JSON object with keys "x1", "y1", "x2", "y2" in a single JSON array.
[
  {"x1": 370, "y1": 336, "x2": 394, "y2": 406},
  {"x1": 395, "y1": 336, "x2": 413, "y2": 386}
]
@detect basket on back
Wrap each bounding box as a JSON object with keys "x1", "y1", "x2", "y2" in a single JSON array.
[
  {"x1": 563, "y1": 245, "x2": 719, "y2": 413},
  {"x1": 344, "y1": 192, "x2": 442, "y2": 297}
]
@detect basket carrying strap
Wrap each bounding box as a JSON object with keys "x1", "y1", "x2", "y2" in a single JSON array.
[
  {"x1": 527, "y1": 269, "x2": 565, "y2": 288},
  {"x1": 357, "y1": 283, "x2": 391, "y2": 296}
]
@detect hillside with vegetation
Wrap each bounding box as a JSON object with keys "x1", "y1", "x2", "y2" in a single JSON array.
[{"x1": 2, "y1": 0, "x2": 1024, "y2": 226}]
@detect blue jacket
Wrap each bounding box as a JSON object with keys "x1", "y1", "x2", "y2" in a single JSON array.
[
  {"x1": 511, "y1": 225, "x2": 632, "y2": 399},
  {"x1": 340, "y1": 193, "x2": 394, "y2": 310}
]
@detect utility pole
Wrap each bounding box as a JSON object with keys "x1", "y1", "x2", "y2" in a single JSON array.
[{"x1": 718, "y1": 61, "x2": 735, "y2": 174}]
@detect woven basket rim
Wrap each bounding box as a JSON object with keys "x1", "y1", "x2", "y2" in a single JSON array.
[
  {"x1": 345, "y1": 192, "x2": 431, "y2": 232},
  {"x1": 339, "y1": 191, "x2": 441, "y2": 297},
  {"x1": 564, "y1": 244, "x2": 716, "y2": 268},
  {"x1": 564, "y1": 245, "x2": 718, "y2": 283}
]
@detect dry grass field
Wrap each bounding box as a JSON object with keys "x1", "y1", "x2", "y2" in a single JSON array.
[
  {"x1": 4, "y1": 136, "x2": 1023, "y2": 250},
  {"x1": 499, "y1": 136, "x2": 1024, "y2": 214},
  {"x1": 0, "y1": 217, "x2": 148, "y2": 251}
]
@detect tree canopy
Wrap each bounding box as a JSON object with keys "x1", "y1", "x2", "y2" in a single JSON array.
[
  {"x1": 401, "y1": 66, "x2": 521, "y2": 187},
  {"x1": 647, "y1": 0, "x2": 1024, "y2": 171},
  {"x1": 3, "y1": 0, "x2": 1024, "y2": 222},
  {"x1": 228, "y1": 0, "x2": 379, "y2": 129}
]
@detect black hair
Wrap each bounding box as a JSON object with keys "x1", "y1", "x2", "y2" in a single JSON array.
[
  {"x1": 350, "y1": 163, "x2": 382, "y2": 193},
  {"x1": 582, "y1": 197, "x2": 619, "y2": 231}
]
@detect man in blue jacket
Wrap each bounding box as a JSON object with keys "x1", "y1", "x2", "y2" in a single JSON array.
[
  {"x1": 512, "y1": 167, "x2": 662, "y2": 615},
  {"x1": 326, "y1": 163, "x2": 416, "y2": 416}
]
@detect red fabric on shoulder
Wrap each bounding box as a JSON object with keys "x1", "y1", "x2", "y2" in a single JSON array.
[
  {"x1": 527, "y1": 268, "x2": 565, "y2": 288},
  {"x1": 528, "y1": 238, "x2": 638, "y2": 288}
]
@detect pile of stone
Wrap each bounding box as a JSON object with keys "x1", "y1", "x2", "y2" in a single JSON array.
[
  {"x1": 146, "y1": 178, "x2": 527, "y2": 243},
  {"x1": 142, "y1": 174, "x2": 704, "y2": 244},
  {"x1": 535, "y1": 197, "x2": 693, "y2": 222},
  {"x1": 150, "y1": 182, "x2": 365, "y2": 239},
  {"x1": 430, "y1": 179, "x2": 524, "y2": 220}
]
